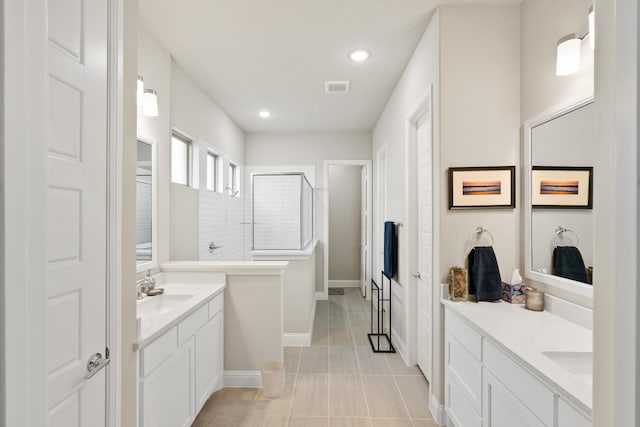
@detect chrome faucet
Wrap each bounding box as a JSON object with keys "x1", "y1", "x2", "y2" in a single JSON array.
[{"x1": 136, "y1": 270, "x2": 156, "y2": 300}]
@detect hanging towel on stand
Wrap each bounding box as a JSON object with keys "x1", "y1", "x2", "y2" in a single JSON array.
[
  {"x1": 384, "y1": 221, "x2": 397, "y2": 279},
  {"x1": 553, "y1": 246, "x2": 589, "y2": 284},
  {"x1": 468, "y1": 246, "x2": 502, "y2": 301}
]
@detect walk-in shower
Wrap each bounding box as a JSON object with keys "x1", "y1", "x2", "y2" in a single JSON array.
[{"x1": 252, "y1": 173, "x2": 313, "y2": 250}]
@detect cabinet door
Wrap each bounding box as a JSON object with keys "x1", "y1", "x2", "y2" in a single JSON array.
[
  {"x1": 483, "y1": 370, "x2": 546, "y2": 427},
  {"x1": 195, "y1": 310, "x2": 224, "y2": 412},
  {"x1": 558, "y1": 398, "x2": 591, "y2": 427},
  {"x1": 141, "y1": 338, "x2": 195, "y2": 427}
]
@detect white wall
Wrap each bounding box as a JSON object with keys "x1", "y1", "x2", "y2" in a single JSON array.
[
  {"x1": 138, "y1": 28, "x2": 246, "y2": 264},
  {"x1": 372, "y1": 4, "x2": 520, "y2": 413},
  {"x1": 373, "y1": 6, "x2": 440, "y2": 373},
  {"x1": 137, "y1": 25, "x2": 172, "y2": 267},
  {"x1": 245, "y1": 132, "x2": 372, "y2": 291},
  {"x1": 521, "y1": 0, "x2": 594, "y2": 121},
  {"x1": 170, "y1": 61, "x2": 246, "y2": 262},
  {"x1": 328, "y1": 165, "x2": 362, "y2": 281}
]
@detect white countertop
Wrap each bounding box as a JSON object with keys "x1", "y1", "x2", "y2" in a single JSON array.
[
  {"x1": 137, "y1": 282, "x2": 225, "y2": 348},
  {"x1": 442, "y1": 297, "x2": 592, "y2": 414}
]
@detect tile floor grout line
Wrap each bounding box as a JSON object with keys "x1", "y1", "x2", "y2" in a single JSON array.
[{"x1": 348, "y1": 292, "x2": 374, "y2": 424}]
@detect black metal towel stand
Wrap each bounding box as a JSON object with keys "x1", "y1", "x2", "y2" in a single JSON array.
[{"x1": 367, "y1": 271, "x2": 396, "y2": 353}]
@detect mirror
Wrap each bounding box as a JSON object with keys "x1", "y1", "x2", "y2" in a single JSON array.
[
  {"x1": 136, "y1": 139, "x2": 156, "y2": 270},
  {"x1": 524, "y1": 97, "x2": 595, "y2": 298}
]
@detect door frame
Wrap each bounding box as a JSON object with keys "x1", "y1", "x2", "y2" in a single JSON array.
[
  {"x1": 323, "y1": 160, "x2": 372, "y2": 299},
  {"x1": 404, "y1": 86, "x2": 439, "y2": 369},
  {"x1": 2, "y1": 0, "x2": 124, "y2": 425}
]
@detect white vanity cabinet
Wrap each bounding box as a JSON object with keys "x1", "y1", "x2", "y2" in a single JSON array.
[
  {"x1": 444, "y1": 306, "x2": 591, "y2": 427},
  {"x1": 139, "y1": 292, "x2": 224, "y2": 427}
]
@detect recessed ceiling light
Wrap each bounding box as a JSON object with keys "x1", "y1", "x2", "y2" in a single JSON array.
[
  {"x1": 349, "y1": 50, "x2": 370, "y2": 62},
  {"x1": 259, "y1": 111, "x2": 271, "y2": 118}
]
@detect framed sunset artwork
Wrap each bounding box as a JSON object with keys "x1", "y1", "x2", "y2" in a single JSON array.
[
  {"x1": 531, "y1": 166, "x2": 593, "y2": 209},
  {"x1": 448, "y1": 166, "x2": 516, "y2": 209}
]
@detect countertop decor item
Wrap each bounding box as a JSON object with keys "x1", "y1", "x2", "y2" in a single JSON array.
[
  {"x1": 448, "y1": 266, "x2": 468, "y2": 301},
  {"x1": 525, "y1": 287, "x2": 545, "y2": 311}
]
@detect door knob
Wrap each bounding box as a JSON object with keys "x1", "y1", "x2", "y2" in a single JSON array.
[
  {"x1": 414, "y1": 272, "x2": 421, "y2": 279},
  {"x1": 85, "y1": 352, "x2": 110, "y2": 379}
]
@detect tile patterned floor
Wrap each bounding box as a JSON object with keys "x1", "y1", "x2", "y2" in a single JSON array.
[{"x1": 203, "y1": 288, "x2": 441, "y2": 427}]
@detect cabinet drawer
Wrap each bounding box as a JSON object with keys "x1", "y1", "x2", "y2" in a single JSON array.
[
  {"x1": 141, "y1": 326, "x2": 178, "y2": 377},
  {"x1": 178, "y1": 304, "x2": 209, "y2": 346},
  {"x1": 483, "y1": 340, "x2": 554, "y2": 426},
  {"x1": 446, "y1": 376, "x2": 481, "y2": 427},
  {"x1": 208, "y1": 294, "x2": 223, "y2": 318},
  {"x1": 445, "y1": 308, "x2": 482, "y2": 360},
  {"x1": 446, "y1": 332, "x2": 482, "y2": 414},
  {"x1": 557, "y1": 398, "x2": 590, "y2": 427}
]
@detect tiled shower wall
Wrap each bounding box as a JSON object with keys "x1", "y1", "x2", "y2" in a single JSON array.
[{"x1": 197, "y1": 160, "x2": 316, "y2": 261}]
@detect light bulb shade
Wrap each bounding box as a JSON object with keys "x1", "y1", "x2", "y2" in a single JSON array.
[
  {"x1": 143, "y1": 89, "x2": 158, "y2": 117},
  {"x1": 588, "y1": 6, "x2": 595, "y2": 50},
  {"x1": 137, "y1": 75, "x2": 144, "y2": 106},
  {"x1": 556, "y1": 34, "x2": 581, "y2": 76}
]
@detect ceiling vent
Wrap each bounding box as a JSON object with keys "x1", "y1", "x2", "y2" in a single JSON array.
[{"x1": 325, "y1": 80, "x2": 351, "y2": 94}]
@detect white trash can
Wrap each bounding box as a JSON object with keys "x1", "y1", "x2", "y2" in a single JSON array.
[{"x1": 261, "y1": 361, "x2": 285, "y2": 399}]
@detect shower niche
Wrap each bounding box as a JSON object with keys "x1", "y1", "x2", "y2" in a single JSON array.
[{"x1": 251, "y1": 173, "x2": 314, "y2": 251}]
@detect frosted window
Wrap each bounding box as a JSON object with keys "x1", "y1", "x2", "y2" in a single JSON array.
[
  {"x1": 229, "y1": 162, "x2": 238, "y2": 193},
  {"x1": 171, "y1": 134, "x2": 189, "y2": 185},
  {"x1": 207, "y1": 151, "x2": 219, "y2": 192}
]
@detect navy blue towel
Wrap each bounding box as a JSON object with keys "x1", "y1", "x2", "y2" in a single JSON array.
[
  {"x1": 383, "y1": 221, "x2": 397, "y2": 279},
  {"x1": 468, "y1": 246, "x2": 502, "y2": 301},
  {"x1": 553, "y1": 246, "x2": 589, "y2": 284}
]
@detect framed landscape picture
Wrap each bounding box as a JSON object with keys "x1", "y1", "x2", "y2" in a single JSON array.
[
  {"x1": 531, "y1": 166, "x2": 593, "y2": 209},
  {"x1": 448, "y1": 166, "x2": 516, "y2": 209}
]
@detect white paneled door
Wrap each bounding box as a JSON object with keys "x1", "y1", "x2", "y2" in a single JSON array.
[
  {"x1": 361, "y1": 166, "x2": 369, "y2": 296},
  {"x1": 416, "y1": 118, "x2": 433, "y2": 382},
  {"x1": 46, "y1": 0, "x2": 109, "y2": 425}
]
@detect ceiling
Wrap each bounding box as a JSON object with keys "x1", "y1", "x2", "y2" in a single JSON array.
[{"x1": 139, "y1": 0, "x2": 519, "y2": 133}]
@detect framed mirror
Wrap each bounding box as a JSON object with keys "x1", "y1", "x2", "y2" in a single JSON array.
[
  {"x1": 524, "y1": 96, "x2": 594, "y2": 299},
  {"x1": 136, "y1": 138, "x2": 157, "y2": 271}
]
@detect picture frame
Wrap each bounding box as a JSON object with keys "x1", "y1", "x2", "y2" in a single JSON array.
[
  {"x1": 448, "y1": 166, "x2": 516, "y2": 209},
  {"x1": 531, "y1": 166, "x2": 593, "y2": 209}
]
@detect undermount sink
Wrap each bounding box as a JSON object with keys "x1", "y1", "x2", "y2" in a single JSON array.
[
  {"x1": 137, "y1": 294, "x2": 192, "y2": 318},
  {"x1": 542, "y1": 351, "x2": 593, "y2": 385}
]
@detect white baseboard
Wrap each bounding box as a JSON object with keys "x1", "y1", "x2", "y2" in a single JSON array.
[
  {"x1": 283, "y1": 333, "x2": 311, "y2": 347},
  {"x1": 223, "y1": 370, "x2": 262, "y2": 388},
  {"x1": 315, "y1": 291, "x2": 327, "y2": 301},
  {"x1": 329, "y1": 280, "x2": 361, "y2": 288},
  {"x1": 390, "y1": 326, "x2": 407, "y2": 358},
  {"x1": 430, "y1": 394, "x2": 448, "y2": 425}
]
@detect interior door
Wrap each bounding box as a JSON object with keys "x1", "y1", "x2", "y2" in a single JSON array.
[
  {"x1": 360, "y1": 166, "x2": 368, "y2": 296},
  {"x1": 46, "y1": 0, "x2": 109, "y2": 425},
  {"x1": 416, "y1": 117, "x2": 433, "y2": 382}
]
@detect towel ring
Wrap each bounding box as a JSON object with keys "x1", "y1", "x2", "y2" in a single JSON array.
[
  {"x1": 463, "y1": 226, "x2": 494, "y2": 261},
  {"x1": 553, "y1": 226, "x2": 579, "y2": 247}
]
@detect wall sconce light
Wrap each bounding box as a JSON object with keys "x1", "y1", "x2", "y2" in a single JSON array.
[
  {"x1": 143, "y1": 89, "x2": 158, "y2": 117},
  {"x1": 137, "y1": 75, "x2": 144, "y2": 106},
  {"x1": 556, "y1": 34, "x2": 582, "y2": 76},
  {"x1": 555, "y1": 5, "x2": 594, "y2": 76}
]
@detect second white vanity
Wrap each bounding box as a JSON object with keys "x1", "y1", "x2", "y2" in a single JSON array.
[
  {"x1": 443, "y1": 294, "x2": 592, "y2": 427},
  {"x1": 136, "y1": 277, "x2": 225, "y2": 427}
]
